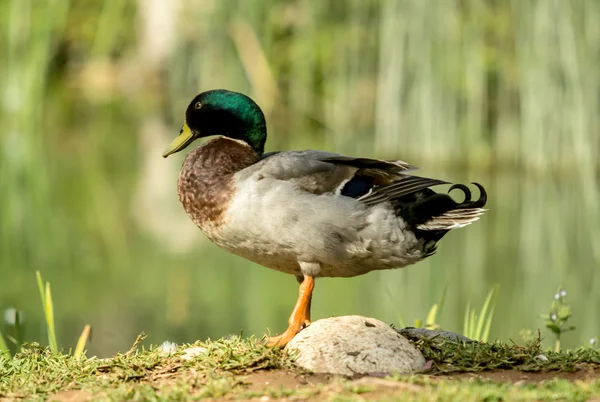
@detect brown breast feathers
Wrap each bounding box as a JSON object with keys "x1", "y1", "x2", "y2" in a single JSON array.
[{"x1": 177, "y1": 137, "x2": 260, "y2": 230}]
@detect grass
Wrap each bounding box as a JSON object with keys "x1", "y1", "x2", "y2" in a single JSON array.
[
  {"x1": 463, "y1": 285, "x2": 499, "y2": 342},
  {"x1": 0, "y1": 334, "x2": 598, "y2": 401},
  {"x1": 35, "y1": 271, "x2": 58, "y2": 353},
  {"x1": 0, "y1": 332, "x2": 8, "y2": 357},
  {"x1": 0, "y1": 336, "x2": 292, "y2": 400},
  {"x1": 414, "y1": 334, "x2": 600, "y2": 374},
  {"x1": 1, "y1": 271, "x2": 90, "y2": 359},
  {"x1": 396, "y1": 283, "x2": 498, "y2": 343}
]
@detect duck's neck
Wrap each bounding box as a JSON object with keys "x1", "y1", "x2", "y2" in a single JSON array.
[
  {"x1": 242, "y1": 125, "x2": 266, "y2": 155},
  {"x1": 177, "y1": 137, "x2": 260, "y2": 229}
]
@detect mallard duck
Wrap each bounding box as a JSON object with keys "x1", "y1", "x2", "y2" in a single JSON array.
[{"x1": 163, "y1": 89, "x2": 487, "y2": 347}]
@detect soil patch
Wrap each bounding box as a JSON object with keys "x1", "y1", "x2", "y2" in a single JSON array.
[
  {"x1": 242, "y1": 370, "x2": 333, "y2": 392},
  {"x1": 449, "y1": 366, "x2": 600, "y2": 384},
  {"x1": 226, "y1": 368, "x2": 600, "y2": 401}
]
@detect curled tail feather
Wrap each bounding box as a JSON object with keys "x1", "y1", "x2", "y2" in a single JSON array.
[{"x1": 415, "y1": 183, "x2": 487, "y2": 230}]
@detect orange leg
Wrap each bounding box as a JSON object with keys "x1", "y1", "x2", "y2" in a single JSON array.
[
  {"x1": 266, "y1": 275, "x2": 314, "y2": 347},
  {"x1": 304, "y1": 293, "x2": 312, "y2": 327}
]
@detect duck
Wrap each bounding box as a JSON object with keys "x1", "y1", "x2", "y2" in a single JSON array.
[{"x1": 162, "y1": 89, "x2": 487, "y2": 347}]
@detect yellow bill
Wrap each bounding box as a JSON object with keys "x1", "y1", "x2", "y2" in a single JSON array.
[{"x1": 162, "y1": 122, "x2": 195, "y2": 158}]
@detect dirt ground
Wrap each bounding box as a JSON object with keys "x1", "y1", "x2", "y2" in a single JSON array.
[
  {"x1": 451, "y1": 366, "x2": 600, "y2": 384},
  {"x1": 233, "y1": 368, "x2": 600, "y2": 401},
  {"x1": 243, "y1": 366, "x2": 600, "y2": 389}
]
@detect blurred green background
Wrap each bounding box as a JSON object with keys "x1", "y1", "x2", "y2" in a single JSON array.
[{"x1": 1, "y1": 0, "x2": 598, "y2": 357}]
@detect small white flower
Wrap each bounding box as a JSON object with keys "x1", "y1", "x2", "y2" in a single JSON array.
[
  {"x1": 551, "y1": 314, "x2": 558, "y2": 321},
  {"x1": 560, "y1": 290, "x2": 567, "y2": 297},
  {"x1": 590, "y1": 338, "x2": 597, "y2": 346},
  {"x1": 158, "y1": 341, "x2": 177, "y2": 357},
  {"x1": 554, "y1": 293, "x2": 560, "y2": 300}
]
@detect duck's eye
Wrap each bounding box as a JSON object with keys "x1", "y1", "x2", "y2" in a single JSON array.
[{"x1": 194, "y1": 102, "x2": 202, "y2": 110}]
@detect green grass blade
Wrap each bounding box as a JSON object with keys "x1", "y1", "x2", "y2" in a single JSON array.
[
  {"x1": 0, "y1": 331, "x2": 9, "y2": 358},
  {"x1": 36, "y1": 271, "x2": 59, "y2": 352},
  {"x1": 481, "y1": 286, "x2": 499, "y2": 342},
  {"x1": 426, "y1": 303, "x2": 438, "y2": 328},
  {"x1": 45, "y1": 282, "x2": 58, "y2": 353},
  {"x1": 74, "y1": 325, "x2": 91, "y2": 359},
  {"x1": 36, "y1": 271, "x2": 46, "y2": 302},
  {"x1": 463, "y1": 300, "x2": 471, "y2": 337},
  {"x1": 469, "y1": 310, "x2": 476, "y2": 339},
  {"x1": 475, "y1": 287, "x2": 495, "y2": 339},
  {"x1": 481, "y1": 302, "x2": 496, "y2": 342}
]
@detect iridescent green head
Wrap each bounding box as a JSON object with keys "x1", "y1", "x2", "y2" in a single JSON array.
[{"x1": 162, "y1": 89, "x2": 267, "y2": 157}]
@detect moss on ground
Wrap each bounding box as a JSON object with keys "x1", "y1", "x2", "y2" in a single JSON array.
[{"x1": 415, "y1": 335, "x2": 600, "y2": 374}]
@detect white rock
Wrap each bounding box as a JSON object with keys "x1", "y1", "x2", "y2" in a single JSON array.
[{"x1": 286, "y1": 316, "x2": 425, "y2": 376}]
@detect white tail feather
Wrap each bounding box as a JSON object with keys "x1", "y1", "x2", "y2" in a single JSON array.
[{"x1": 416, "y1": 208, "x2": 487, "y2": 230}]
